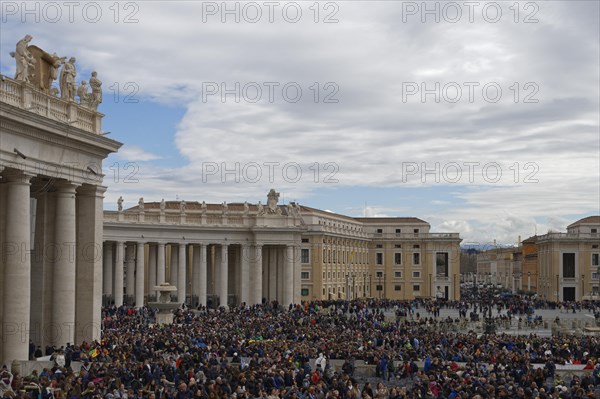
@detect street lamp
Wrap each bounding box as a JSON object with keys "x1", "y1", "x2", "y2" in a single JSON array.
[
  {"x1": 528, "y1": 271, "x2": 531, "y2": 292},
  {"x1": 596, "y1": 266, "x2": 600, "y2": 299}
]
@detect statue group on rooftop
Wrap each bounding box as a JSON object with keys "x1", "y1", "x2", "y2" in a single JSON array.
[{"x1": 10, "y1": 34, "x2": 102, "y2": 111}]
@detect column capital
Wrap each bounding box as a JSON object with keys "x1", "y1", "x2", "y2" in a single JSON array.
[
  {"x1": 77, "y1": 184, "x2": 107, "y2": 197},
  {"x1": 2, "y1": 170, "x2": 35, "y2": 184},
  {"x1": 54, "y1": 180, "x2": 80, "y2": 194}
]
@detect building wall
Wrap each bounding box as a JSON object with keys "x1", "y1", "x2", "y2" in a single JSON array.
[
  {"x1": 299, "y1": 210, "x2": 462, "y2": 301},
  {"x1": 535, "y1": 217, "x2": 600, "y2": 301}
]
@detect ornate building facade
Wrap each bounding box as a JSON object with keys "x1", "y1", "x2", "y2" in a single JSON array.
[
  {"x1": 102, "y1": 201, "x2": 462, "y2": 307},
  {"x1": 0, "y1": 36, "x2": 120, "y2": 365}
]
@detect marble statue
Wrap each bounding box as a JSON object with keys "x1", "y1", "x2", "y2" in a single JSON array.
[
  {"x1": 222, "y1": 201, "x2": 228, "y2": 214},
  {"x1": 60, "y1": 57, "x2": 77, "y2": 101},
  {"x1": 11, "y1": 35, "x2": 35, "y2": 83},
  {"x1": 48, "y1": 53, "x2": 66, "y2": 92},
  {"x1": 243, "y1": 201, "x2": 249, "y2": 214},
  {"x1": 89, "y1": 71, "x2": 102, "y2": 110},
  {"x1": 257, "y1": 201, "x2": 265, "y2": 215},
  {"x1": 160, "y1": 198, "x2": 166, "y2": 211},
  {"x1": 117, "y1": 196, "x2": 124, "y2": 212},
  {"x1": 201, "y1": 201, "x2": 207, "y2": 213},
  {"x1": 138, "y1": 197, "x2": 144, "y2": 211},
  {"x1": 77, "y1": 80, "x2": 90, "y2": 106},
  {"x1": 267, "y1": 189, "x2": 280, "y2": 214},
  {"x1": 180, "y1": 200, "x2": 186, "y2": 213}
]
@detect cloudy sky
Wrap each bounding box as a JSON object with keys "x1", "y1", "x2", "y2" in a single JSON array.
[{"x1": 1, "y1": 1, "x2": 598, "y2": 245}]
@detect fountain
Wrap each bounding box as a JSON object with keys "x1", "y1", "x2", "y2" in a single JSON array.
[{"x1": 148, "y1": 283, "x2": 180, "y2": 324}]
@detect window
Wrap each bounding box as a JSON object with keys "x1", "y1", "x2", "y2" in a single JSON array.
[
  {"x1": 376, "y1": 244, "x2": 383, "y2": 248},
  {"x1": 376, "y1": 229, "x2": 383, "y2": 234},
  {"x1": 376, "y1": 271, "x2": 383, "y2": 278},
  {"x1": 563, "y1": 253, "x2": 575, "y2": 278},
  {"x1": 328, "y1": 272, "x2": 331, "y2": 278},
  {"x1": 592, "y1": 253, "x2": 599, "y2": 266},
  {"x1": 394, "y1": 272, "x2": 402, "y2": 278},
  {"x1": 413, "y1": 244, "x2": 420, "y2": 249},
  {"x1": 394, "y1": 285, "x2": 401, "y2": 291},
  {"x1": 301, "y1": 288, "x2": 309, "y2": 296},
  {"x1": 302, "y1": 238, "x2": 309, "y2": 243},
  {"x1": 413, "y1": 271, "x2": 421, "y2": 278},
  {"x1": 592, "y1": 228, "x2": 598, "y2": 233},
  {"x1": 436, "y1": 252, "x2": 449, "y2": 277},
  {"x1": 395, "y1": 228, "x2": 401, "y2": 234},
  {"x1": 322, "y1": 272, "x2": 325, "y2": 278},
  {"x1": 592, "y1": 272, "x2": 599, "y2": 279},
  {"x1": 593, "y1": 245, "x2": 599, "y2": 249},
  {"x1": 394, "y1": 253, "x2": 402, "y2": 265},
  {"x1": 376, "y1": 284, "x2": 383, "y2": 291},
  {"x1": 413, "y1": 285, "x2": 420, "y2": 291},
  {"x1": 301, "y1": 249, "x2": 310, "y2": 263},
  {"x1": 301, "y1": 272, "x2": 310, "y2": 280},
  {"x1": 394, "y1": 244, "x2": 402, "y2": 248},
  {"x1": 413, "y1": 252, "x2": 420, "y2": 265},
  {"x1": 414, "y1": 229, "x2": 419, "y2": 234},
  {"x1": 323, "y1": 288, "x2": 326, "y2": 295},
  {"x1": 376, "y1": 253, "x2": 383, "y2": 265}
]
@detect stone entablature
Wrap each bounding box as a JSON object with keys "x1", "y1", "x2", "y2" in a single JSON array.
[{"x1": 105, "y1": 199, "x2": 303, "y2": 228}]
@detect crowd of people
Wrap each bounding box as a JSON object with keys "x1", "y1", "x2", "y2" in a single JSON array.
[{"x1": 2, "y1": 298, "x2": 600, "y2": 399}]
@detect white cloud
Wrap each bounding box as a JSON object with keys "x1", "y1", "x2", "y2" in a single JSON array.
[
  {"x1": 1, "y1": 1, "x2": 598, "y2": 244},
  {"x1": 115, "y1": 146, "x2": 161, "y2": 162}
]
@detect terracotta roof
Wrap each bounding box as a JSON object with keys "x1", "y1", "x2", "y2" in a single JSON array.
[
  {"x1": 299, "y1": 205, "x2": 428, "y2": 224},
  {"x1": 299, "y1": 205, "x2": 361, "y2": 222},
  {"x1": 567, "y1": 216, "x2": 600, "y2": 228},
  {"x1": 354, "y1": 217, "x2": 429, "y2": 224},
  {"x1": 522, "y1": 235, "x2": 538, "y2": 243}
]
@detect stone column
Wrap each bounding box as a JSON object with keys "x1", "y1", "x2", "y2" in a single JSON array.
[
  {"x1": 1, "y1": 172, "x2": 32, "y2": 363},
  {"x1": 293, "y1": 245, "x2": 301, "y2": 304},
  {"x1": 52, "y1": 181, "x2": 78, "y2": 347},
  {"x1": 114, "y1": 241, "x2": 125, "y2": 307},
  {"x1": 178, "y1": 243, "x2": 187, "y2": 303},
  {"x1": 135, "y1": 242, "x2": 145, "y2": 308},
  {"x1": 192, "y1": 245, "x2": 200, "y2": 303},
  {"x1": 277, "y1": 248, "x2": 284, "y2": 303},
  {"x1": 284, "y1": 245, "x2": 294, "y2": 306},
  {"x1": 157, "y1": 242, "x2": 166, "y2": 285},
  {"x1": 103, "y1": 242, "x2": 114, "y2": 296},
  {"x1": 269, "y1": 248, "x2": 277, "y2": 301},
  {"x1": 30, "y1": 191, "x2": 55, "y2": 350},
  {"x1": 199, "y1": 244, "x2": 207, "y2": 307},
  {"x1": 148, "y1": 244, "x2": 157, "y2": 297},
  {"x1": 252, "y1": 244, "x2": 263, "y2": 305},
  {"x1": 125, "y1": 244, "x2": 135, "y2": 301},
  {"x1": 75, "y1": 184, "x2": 105, "y2": 345},
  {"x1": 219, "y1": 244, "x2": 228, "y2": 307},
  {"x1": 170, "y1": 244, "x2": 178, "y2": 286},
  {"x1": 262, "y1": 247, "x2": 269, "y2": 302},
  {"x1": 240, "y1": 245, "x2": 250, "y2": 305}
]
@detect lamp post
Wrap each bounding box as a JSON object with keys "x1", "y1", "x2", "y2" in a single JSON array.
[
  {"x1": 556, "y1": 274, "x2": 559, "y2": 302},
  {"x1": 596, "y1": 266, "x2": 600, "y2": 299},
  {"x1": 363, "y1": 272, "x2": 366, "y2": 299},
  {"x1": 528, "y1": 271, "x2": 531, "y2": 292},
  {"x1": 346, "y1": 272, "x2": 350, "y2": 301}
]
